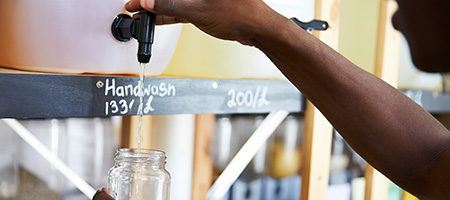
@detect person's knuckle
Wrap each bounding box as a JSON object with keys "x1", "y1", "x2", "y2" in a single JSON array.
[{"x1": 154, "y1": 0, "x2": 176, "y2": 14}]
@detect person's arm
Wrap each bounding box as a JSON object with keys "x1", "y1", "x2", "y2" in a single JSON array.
[
  {"x1": 126, "y1": 0, "x2": 450, "y2": 198},
  {"x1": 255, "y1": 15, "x2": 450, "y2": 199}
]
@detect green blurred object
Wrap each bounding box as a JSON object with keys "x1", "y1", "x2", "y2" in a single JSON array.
[
  {"x1": 351, "y1": 177, "x2": 365, "y2": 200},
  {"x1": 387, "y1": 182, "x2": 402, "y2": 200}
]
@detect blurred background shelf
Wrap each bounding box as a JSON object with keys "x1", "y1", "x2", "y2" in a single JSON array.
[
  {"x1": 0, "y1": 73, "x2": 304, "y2": 119},
  {"x1": 401, "y1": 89, "x2": 450, "y2": 114}
]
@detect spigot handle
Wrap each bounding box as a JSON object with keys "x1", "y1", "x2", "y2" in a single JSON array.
[
  {"x1": 111, "y1": 11, "x2": 156, "y2": 64},
  {"x1": 111, "y1": 14, "x2": 134, "y2": 42}
]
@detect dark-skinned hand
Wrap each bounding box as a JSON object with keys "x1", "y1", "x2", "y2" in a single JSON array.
[
  {"x1": 125, "y1": 0, "x2": 283, "y2": 46},
  {"x1": 92, "y1": 188, "x2": 115, "y2": 200}
]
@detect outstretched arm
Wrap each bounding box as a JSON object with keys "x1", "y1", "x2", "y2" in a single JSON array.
[
  {"x1": 125, "y1": 0, "x2": 450, "y2": 198},
  {"x1": 254, "y1": 16, "x2": 450, "y2": 199}
]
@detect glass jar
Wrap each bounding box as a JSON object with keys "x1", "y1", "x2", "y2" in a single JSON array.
[{"x1": 107, "y1": 148, "x2": 170, "y2": 200}]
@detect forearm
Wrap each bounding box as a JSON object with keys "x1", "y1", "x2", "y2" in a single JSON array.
[
  {"x1": 125, "y1": 0, "x2": 450, "y2": 196},
  {"x1": 254, "y1": 13, "x2": 450, "y2": 198}
]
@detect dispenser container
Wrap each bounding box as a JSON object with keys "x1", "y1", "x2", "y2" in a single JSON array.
[
  {"x1": 0, "y1": 0, "x2": 181, "y2": 76},
  {"x1": 267, "y1": 115, "x2": 303, "y2": 179},
  {"x1": 238, "y1": 116, "x2": 267, "y2": 183},
  {"x1": 212, "y1": 115, "x2": 237, "y2": 180},
  {"x1": 231, "y1": 116, "x2": 267, "y2": 200}
]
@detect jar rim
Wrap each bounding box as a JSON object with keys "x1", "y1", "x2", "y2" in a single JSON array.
[
  {"x1": 117, "y1": 148, "x2": 165, "y2": 155},
  {"x1": 115, "y1": 148, "x2": 166, "y2": 164}
]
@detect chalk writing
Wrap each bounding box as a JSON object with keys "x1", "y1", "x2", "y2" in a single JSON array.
[
  {"x1": 103, "y1": 78, "x2": 176, "y2": 115},
  {"x1": 227, "y1": 87, "x2": 270, "y2": 109},
  {"x1": 104, "y1": 78, "x2": 176, "y2": 97}
]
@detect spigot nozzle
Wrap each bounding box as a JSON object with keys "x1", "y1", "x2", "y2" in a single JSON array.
[{"x1": 136, "y1": 10, "x2": 155, "y2": 64}]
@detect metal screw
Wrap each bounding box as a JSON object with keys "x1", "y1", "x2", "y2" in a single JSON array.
[
  {"x1": 212, "y1": 82, "x2": 218, "y2": 89},
  {"x1": 96, "y1": 80, "x2": 104, "y2": 88}
]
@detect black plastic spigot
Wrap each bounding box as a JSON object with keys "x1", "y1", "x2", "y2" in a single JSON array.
[
  {"x1": 135, "y1": 10, "x2": 155, "y2": 63},
  {"x1": 111, "y1": 11, "x2": 156, "y2": 63}
]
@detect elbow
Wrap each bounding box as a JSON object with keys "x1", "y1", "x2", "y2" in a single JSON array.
[
  {"x1": 414, "y1": 145, "x2": 450, "y2": 199},
  {"x1": 397, "y1": 143, "x2": 450, "y2": 199},
  {"x1": 404, "y1": 177, "x2": 450, "y2": 200},
  {"x1": 414, "y1": 192, "x2": 450, "y2": 200}
]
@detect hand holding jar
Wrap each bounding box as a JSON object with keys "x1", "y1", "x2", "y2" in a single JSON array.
[{"x1": 93, "y1": 189, "x2": 115, "y2": 200}]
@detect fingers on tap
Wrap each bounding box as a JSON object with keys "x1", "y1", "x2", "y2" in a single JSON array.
[
  {"x1": 125, "y1": 0, "x2": 145, "y2": 12},
  {"x1": 126, "y1": 0, "x2": 189, "y2": 25},
  {"x1": 156, "y1": 15, "x2": 189, "y2": 25}
]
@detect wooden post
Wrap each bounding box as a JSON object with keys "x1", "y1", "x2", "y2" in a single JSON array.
[
  {"x1": 120, "y1": 116, "x2": 131, "y2": 148},
  {"x1": 312, "y1": 0, "x2": 341, "y2": 47},
  {"x1": 373, "y1": 0, "x2": 400, "y2": 86},
  {"x1": 191, "y1": 114, "x2": 215, "y2": 200},
  {"x1": 120, "y1": 115, "x2": 153, "y2": 149},
  {"x1": 365, "y1": 0, "x2": 401, "y2": 199},
  {"x1": 300, "y1": 0, "x2": 340, "y2": 199},
  {"x1": 301, "y1": 102, "x2": 334, "y2": 200},
  {"x1": 364, "y1": 165, "x2": 389, "y2": 200}
]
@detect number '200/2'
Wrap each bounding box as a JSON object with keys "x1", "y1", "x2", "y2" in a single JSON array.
[{"x1": 227, "y1": 87, "x2": 269, "y2": 108}]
